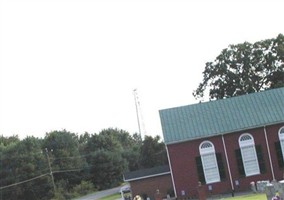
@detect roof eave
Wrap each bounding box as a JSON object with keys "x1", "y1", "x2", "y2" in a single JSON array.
[{"x1": 165, "y1": 121, "x2": 284, "y2": 146}]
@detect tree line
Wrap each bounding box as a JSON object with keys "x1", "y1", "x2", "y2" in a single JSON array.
[{"x1": 0, "y1": 129, "x2": 168, "y2": 200}]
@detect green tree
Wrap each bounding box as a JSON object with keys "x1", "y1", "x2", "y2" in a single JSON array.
[
  {"x1": 139, "y1": 135, "x2": 168, "y2": 169},
  {"x1": 0, "y1": 135, "x2": 20, "y2": 146},
  {"x1": 122, "y1": 145, "x2": 141, "y2": 171},
  {"x1": 42, "y1": 130, "x2": 87, "y2": 191},
  {"x1": 193, "y1": 33, "x2": 284, "y2": 100},
  {"x1": 0, "y1": 129, "x2": 169, "y2": 200},
  {"x1": 87, "y1": 150, "x2": 127, "y2": 190},
  {"x1": 83, "y1": 129, "x2": 131, "y2": 189},
  {"x1": 99, "y1": 128, "x2": 139, "y2": 149},
  {"x1": 85, "y1": 131, "x2": 123, "y2": 153},
  {"x1": 95, "y1": 129, "x2": 142, "y2": 171},
  {"x1": 0, "y1": 136, "x2": 53, "y2": 200}
]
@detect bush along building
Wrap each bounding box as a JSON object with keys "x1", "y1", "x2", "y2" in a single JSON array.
[{"x1": 159, "y1": 87, "x2": 284, "y2": 199}]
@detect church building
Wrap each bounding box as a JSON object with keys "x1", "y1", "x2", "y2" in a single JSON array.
[{"x1": 159, "y1": 88, "x2": 284, "y2": 198}]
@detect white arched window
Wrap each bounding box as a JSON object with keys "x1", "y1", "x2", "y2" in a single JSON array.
[
  {"x1": 239, "y1": 133, "x2": 260, "y2": 176},
  {"x1": 199, "y1": 141, "x2": 220, "y2": 183},
  {"x1": 278, "y1": 127, "x2": 284, "y2": 159}
]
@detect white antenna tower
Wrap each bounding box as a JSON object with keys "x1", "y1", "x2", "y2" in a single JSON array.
[{"x1": 133, "y1": 89, "x2": 146, "y2": 139}]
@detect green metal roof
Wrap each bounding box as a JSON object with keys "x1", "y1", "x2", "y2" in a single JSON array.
[{"x1": 159, "y1": 88, "x2": 284, "y2": 144}]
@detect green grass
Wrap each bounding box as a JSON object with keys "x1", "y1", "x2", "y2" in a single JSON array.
[
  {"x1": 98, "y1": 193, "x2": 122, "y2": 200},
  {"x1": 222, "y1": 193, "x2": 266, "y2": 200},
  {"x1": 97, "y1": 193, "x2": 267, "y2": 200}
]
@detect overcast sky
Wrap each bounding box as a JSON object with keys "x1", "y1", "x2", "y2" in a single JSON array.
[{"x1": 1, "y1": 0, "x2": 283, "y2": 139}]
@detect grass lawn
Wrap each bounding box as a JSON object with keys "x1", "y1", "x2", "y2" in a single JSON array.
[
  {"x1": 222, "y1": 193, "x2": 266, "y2": 200},
  {"x1": 98, "y1": 193, "x2": 122, "y2": 200},
  {"x1": 98, "y1": 193, "x2": 268, "y2": 200}
]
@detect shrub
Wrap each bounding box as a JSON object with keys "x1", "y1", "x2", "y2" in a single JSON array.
[{"x1": 71, "y1": 180, "x2": 96, "y2": 196}]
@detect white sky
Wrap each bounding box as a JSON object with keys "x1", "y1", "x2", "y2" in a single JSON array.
[{"x1": 1, "y1": 0, "x2": 283, "y2": 139}]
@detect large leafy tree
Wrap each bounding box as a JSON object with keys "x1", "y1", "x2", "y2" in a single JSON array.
[
  {"x1": 84, "y1": 131, "x2": 123, "y2": 153},
  {"x1": 193, "y1": 33, "x2": 284, "y2": 100},
  {"x1": 87, "y1": 150, "x2": 127, "y2": 190},
  {"x1": 42, "y1": 130, "x2": 87, "y2": 188},
  {"x1": 0, "y1": 135, "x2": 20, "y2": 146},
  {"x1": 139, "y1": 135, "x2": 168, "y2": 169},
  {"x1": 97, "y1": 129, "x2": 142, "y2": 171},
  {"x1": 0, "y1": 136, "x2": 53, "y2": 200},
  {"x1": 83, "y1": 129, "x2": 131, "y2": 189}
]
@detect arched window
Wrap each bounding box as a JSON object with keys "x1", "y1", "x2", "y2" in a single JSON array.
[
  {"x1": 199, "y1": 141, "x2": 220, "y2": 183},
  {"x1": 278, "y1": 127, "x2": 284, "y2": 160},
  {"x1": 239, "y1": 133, "x2": 260, "y2": 176}
]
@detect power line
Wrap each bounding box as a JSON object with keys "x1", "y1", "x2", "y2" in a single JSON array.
[
  {"x1": 0, "y1": 173, "x2": 49, "y2": 190},
  {"x1": 0, "y1": 168, "x2": 84, "y2": 190},
  {"x1": 0, "y1": 152, "x2": 90, "y2": 162},
  {"x1": 53, "y1": 168, "x2": 82, "y2": 174}
]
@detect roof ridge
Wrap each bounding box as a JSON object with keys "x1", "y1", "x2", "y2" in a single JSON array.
[
  {"x1": 160, "y1": 87, "x2": 284, "y2": 144},
  {"x1": 160, "y1": 87, "x2": 284, "y2": 111}
]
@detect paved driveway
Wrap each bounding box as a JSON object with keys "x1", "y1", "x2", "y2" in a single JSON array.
[{"x1": 74, "y1": 185, "x2": 124, "y2": 200}]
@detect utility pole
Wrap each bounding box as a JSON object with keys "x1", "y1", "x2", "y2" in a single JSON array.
[{"x1": 45, "y1": 148, "x2": 56, "y2": 193}]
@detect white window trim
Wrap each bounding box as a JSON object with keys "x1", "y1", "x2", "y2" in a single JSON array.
[
  {"x1": 199, "y1": 141, "x2": 220, "y2": 184},
  {"x1": 239, "y1": 133, "x2": 260, "y2": 177},
  {"x1": 278, "y1": 126, "x2": 284, "y2": 160}
]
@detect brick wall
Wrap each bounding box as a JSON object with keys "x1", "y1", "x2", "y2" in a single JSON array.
[
  {"x1": 167, "y1": 123, "x2": 284, "y2": 198},
  {"x1": 129, "y1": 174, "x2": 173, "y2": 200}
]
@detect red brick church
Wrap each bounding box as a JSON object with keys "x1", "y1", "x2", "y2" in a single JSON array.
[{"x1": 159, "y1": 87, "x2": 284, "y2": 198}]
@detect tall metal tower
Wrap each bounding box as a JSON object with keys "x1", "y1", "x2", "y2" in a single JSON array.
[{"x1": 133, "y1": 89, "x2": 146, "y2": 140}]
